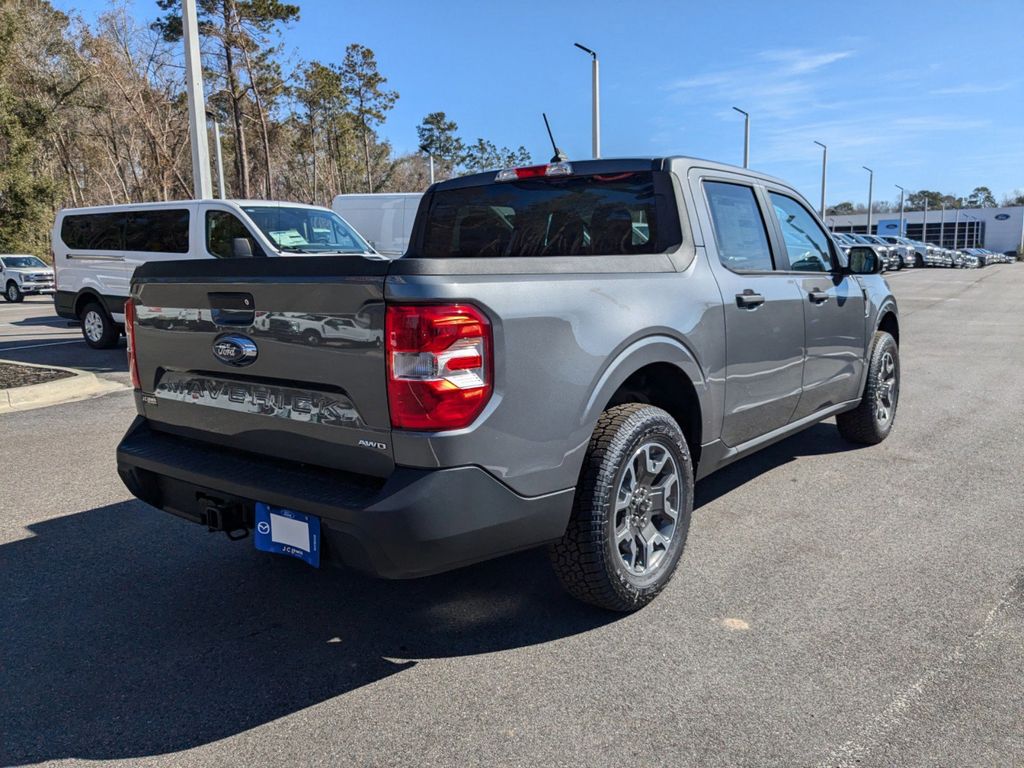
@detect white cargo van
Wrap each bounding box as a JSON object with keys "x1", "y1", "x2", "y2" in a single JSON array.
[
  {"x1": 52, "y1": 199, "x2": 374, "y2": 348},
  {"x1": 331, "y1": 193, "x2": 422, "y2": 257}
]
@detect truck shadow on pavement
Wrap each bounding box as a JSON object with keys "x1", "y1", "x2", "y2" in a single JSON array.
[
  {"x1": 0, "y1": 501, "x2": 617, "y2": 764},
  {"x1": 0, "y1": 421, "x2": 857, "y2": 764}
]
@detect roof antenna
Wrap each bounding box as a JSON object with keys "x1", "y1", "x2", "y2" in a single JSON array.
[{"x1": 543, "y1": 113, "x2": 568, "y2": 163}]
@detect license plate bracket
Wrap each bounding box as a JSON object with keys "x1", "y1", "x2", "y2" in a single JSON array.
[{"x1": 254, "y1": 503, "x2": 321, "y2": 567}]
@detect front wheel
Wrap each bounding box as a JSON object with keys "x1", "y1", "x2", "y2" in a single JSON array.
[
  {"x1": 4, "y1": 281, "x2": 23, "y2": 302},
  {"x1": 549, "y1": 404, "x2": 694, "y2": 612},
  {"x1": 836, "y1": 331, "x2": 899, "y2": 445}
]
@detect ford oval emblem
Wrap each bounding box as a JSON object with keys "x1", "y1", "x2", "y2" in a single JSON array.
[
  {"x1": 995, "y1": 213, "x2": 1010, "y2": 220},
  {"x1": 212, "y1": 333, "x2": 258, "y2": 366}
]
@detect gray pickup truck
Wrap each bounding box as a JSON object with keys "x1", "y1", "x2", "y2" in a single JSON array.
[{"x1": 117, "y1": 157, "x2": 900, "y2": 611}]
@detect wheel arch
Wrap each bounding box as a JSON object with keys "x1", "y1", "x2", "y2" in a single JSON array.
[
  {"x1": 876, "y1": 306, "x2": 899, "y2": 346},
  {"x1": 74, "y1": 288, "x2": 108, "y2": 318},
  {"x1": 581, "y1": 336, "x2": 709, "y2": 472}
]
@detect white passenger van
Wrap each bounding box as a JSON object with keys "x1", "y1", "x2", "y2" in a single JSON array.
[
  {"x1": 52, "y1": 199, "x2": 374, "y2": 348},
  {"x1": 331, "y1": 193, "x2": 422, "y2": 257}
]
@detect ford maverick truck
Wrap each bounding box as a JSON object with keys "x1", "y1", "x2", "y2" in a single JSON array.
[{"x1": 117, "y1": 157, "x2": 900, "y2": 611}]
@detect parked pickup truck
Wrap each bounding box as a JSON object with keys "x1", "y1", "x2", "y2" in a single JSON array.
[{"x1": 117, "y1": 157, "x2": 900, "y2": 612}]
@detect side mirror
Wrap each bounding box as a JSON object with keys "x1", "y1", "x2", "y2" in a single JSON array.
[
  {"x1": 847, "y1": 246, "x2": 882, "y2": 275},
  {"x1": 232, "y1": 237, "x2": 254, "y2": 258}
]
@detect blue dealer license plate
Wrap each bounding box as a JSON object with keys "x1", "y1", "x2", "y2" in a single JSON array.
[{"x1": 254, "y1": 503, "x2": 321, "y2": 567}]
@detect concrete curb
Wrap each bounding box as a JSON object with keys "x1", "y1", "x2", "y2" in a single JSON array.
[{"x1": 0, "y1": 359, "x2": 127, "y2": 414}]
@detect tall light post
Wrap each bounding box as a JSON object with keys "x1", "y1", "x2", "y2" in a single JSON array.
[
  {"x1": 573, "y1": 43, "x2": 600, "y2": 159},
  {"x1": 182, "y1": 0, "x2": 212, "y2": 199},
  {"x1": 895, "y1": 184, "x2": 905, "y2": 236},
  {"x1": 954, "y1": 205, "x2": 961, "y2": 249},
  {"x1": 862, "y1": 166, "x2": 874, "y2": 235},
  {"x1": 922, "y1": 198, "x2": 929, "y2": 244},
  {"x1": 207, "y1": 113, "x2": 226, "y2": 199},
  {"x1": 732, "y1": 107, "x2": 750, "y2": 168},
  {"x1": 940, "y1": 201, "x2": 946, "y2": 248},
  {"x1": 813, "y1": 141, "x2": 827, "y2": 218}
]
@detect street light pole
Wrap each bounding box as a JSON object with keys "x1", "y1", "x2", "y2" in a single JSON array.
[
  {"x1": 733, "y1": 107, "x2": 749, "y2": 168},
  {"x1": 814, "y1": 141, "x2": 827, "y2": 218},
  {"x1": 211, "y1": 119, "x2": 226, "y2": 199},
  {"x1": 922, "y1": 199, "x2": 928, "y2": 244},
  {"x1": 574, "y1": 43, "x2": 600, "y2": 159},
  {"x1": 895, "y1": 185, "x2": 905, "y2": 236},
  {"x1": 182, "y1": 0, "x2": 212, "y2": 199},
  {"x1": 862, "y1": 166, "x2": 874, "y2": 235},
  {"x1": 940, "y1": 202, "x2": 946, "y2": 247},
  {"x1": 954, "y1": 206, "x2": 961, "y2": 249}
]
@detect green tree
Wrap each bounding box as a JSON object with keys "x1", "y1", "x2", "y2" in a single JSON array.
[
  {"x1": 966, "y1": 186, "x2": 997, "y2": 208},
  {"x1": 340, "y1": 43, "x2": 397, "y2": 193},
  {"x1": 827, "y1": 201, "x2": 856, "y2": 216},
  {"x1": 462, "y1": 138, "x2": 531, "y2": 173},
  {"x1": 907, "y1": 190, "x2": 945, "y2": 211},
  {"x1": 0, "y1": 0, "x2": 71, "y2": 254},
  {"x1": 416, "y1": 111, "x2": 463, "y2": 180},
  {"x1": 153, "y1": 0, "x2": 299, "y2": 198}
]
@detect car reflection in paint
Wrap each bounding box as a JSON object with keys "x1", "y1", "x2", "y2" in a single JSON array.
[{"x1": 252, "y1": 311, "x2": 383, "y2": 347}]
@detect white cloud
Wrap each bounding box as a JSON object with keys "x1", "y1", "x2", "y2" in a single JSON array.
[
  {"x1": 929, "y1": 82, "x2": 1015, "y2": 96},
  {"x1": 757, "y1": 49, "x2": 854, "y2": 75}
]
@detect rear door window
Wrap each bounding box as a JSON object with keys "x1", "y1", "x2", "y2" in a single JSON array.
[
  {"x1": 703, "y1": 181, "x2": 775, "y2": 272},
  {"x1": 417, "y1": 171, "x2": 680, "y2": 257},
  {"x1": 125, "y1": 209, "x2": 190, "y2": 253}
]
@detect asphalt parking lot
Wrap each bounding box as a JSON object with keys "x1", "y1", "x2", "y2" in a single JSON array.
[{"x1": 2, "y1": 266, "x2": 1022, "y2": 768}]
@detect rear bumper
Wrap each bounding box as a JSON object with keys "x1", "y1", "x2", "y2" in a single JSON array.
[{"x1": 116, "y1": 417, "x2": 574, "y2": 579}]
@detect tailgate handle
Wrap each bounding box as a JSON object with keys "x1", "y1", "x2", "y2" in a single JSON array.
[{"x1": 208, "y1": 292, "x2": 255, "y2": 326}]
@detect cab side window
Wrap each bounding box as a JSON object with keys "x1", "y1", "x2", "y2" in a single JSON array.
[
  {"x1": 703, "y1": 181, "x2": 775, "y2": 272},
  {"x1": 206, "y1": 211, "x2": 261, "y2": 258},
  {"x1": 768, "y1": 193, "x2": 833, "y2": 272}
]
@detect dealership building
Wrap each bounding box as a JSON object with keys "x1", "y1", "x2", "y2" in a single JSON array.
[{"x1": 827, "y1": 206, "x2": 1024, "y2": 253}]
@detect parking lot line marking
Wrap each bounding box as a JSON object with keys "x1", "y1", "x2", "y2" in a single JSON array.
[
  {"x1": 817, "y1": 571, "x2": 1024, "y2": 768},
  {"x1": 0, "y1": 339, "x2": 85, "y2": 351}
]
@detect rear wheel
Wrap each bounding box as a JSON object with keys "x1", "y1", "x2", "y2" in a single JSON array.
[
  {"x1": 549, "y1": 404, "x2": 694, "y2": 612},
  {"x1": 4, "y1": 281, "x2": 23, "y2": 302},
  {"x1": 80, "y1": 302, "x2": 119, "y2": 349},
  {"x1": 836, "y1": 331, "x2": 899, "y2": 445}
]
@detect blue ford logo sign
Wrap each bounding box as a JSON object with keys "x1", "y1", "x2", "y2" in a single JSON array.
[
  {"x1": 885, "y1": 223, "x2": 897, "y2": 229},
  {"x1": 995, "y1": 213, "x2": 1010, "y2": 220},
  {"x1": 212, "y1": 334, "x2": 258, "y2": 366}
]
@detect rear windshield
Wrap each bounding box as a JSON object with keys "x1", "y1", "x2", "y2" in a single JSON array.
[{"x1": 417, "y1": 171, "x2": 681, "y2": 257}]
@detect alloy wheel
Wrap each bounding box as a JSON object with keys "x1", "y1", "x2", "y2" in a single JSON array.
[
  {"x1": 613, "y1": 441, "x2": 682, "y2": 576},
  {"x1": 875, "y1": 350, "x2": 898, "y2": 425}
]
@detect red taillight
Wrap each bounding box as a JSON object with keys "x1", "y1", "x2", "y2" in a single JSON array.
[
  {"x1": 386, "y1": 303, "x2": 492, "y2": 430},
  {"x1": 124, "y1": 299, "x2": 140, "y2": 390}
]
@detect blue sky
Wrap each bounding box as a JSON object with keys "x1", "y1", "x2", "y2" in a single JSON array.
[{"x1": 57, "y1": 0, "x2": 1024, "y2": 206}]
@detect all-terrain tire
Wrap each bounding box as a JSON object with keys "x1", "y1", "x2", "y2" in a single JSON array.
[
  {"x1": 549, "y1": 403, "x2": 694, "y2": 612},
  {"x1": 836, "y1": 331, "x2": 899, "y2": 445}
]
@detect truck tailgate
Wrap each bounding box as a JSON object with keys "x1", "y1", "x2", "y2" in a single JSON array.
[{"x1": 131, "y1": 256, "x2": 393, "y2": 477}]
